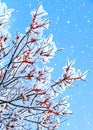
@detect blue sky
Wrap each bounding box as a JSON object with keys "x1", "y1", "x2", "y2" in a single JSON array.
[{"x1": 1, "y1": 0, "x2": 93, "y2": 130}]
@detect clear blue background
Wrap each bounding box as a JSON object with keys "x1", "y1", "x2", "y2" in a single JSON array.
[{"x1": 1, "y1": 0, "x2": 93, "y2": 130}]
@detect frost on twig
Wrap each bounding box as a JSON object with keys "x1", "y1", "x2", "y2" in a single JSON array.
[{"x1": 0, "y1": 2, "x2": 88, "y2": 130}]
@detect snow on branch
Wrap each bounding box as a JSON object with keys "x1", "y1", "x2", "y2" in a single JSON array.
[{"x1": 0, "y1": 2, "x2": 88, "y2": 130}]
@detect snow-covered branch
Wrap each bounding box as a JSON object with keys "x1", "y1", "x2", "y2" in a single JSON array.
[{"x1": 0, "y1": 2, "x2": 88, "y2": 130}]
